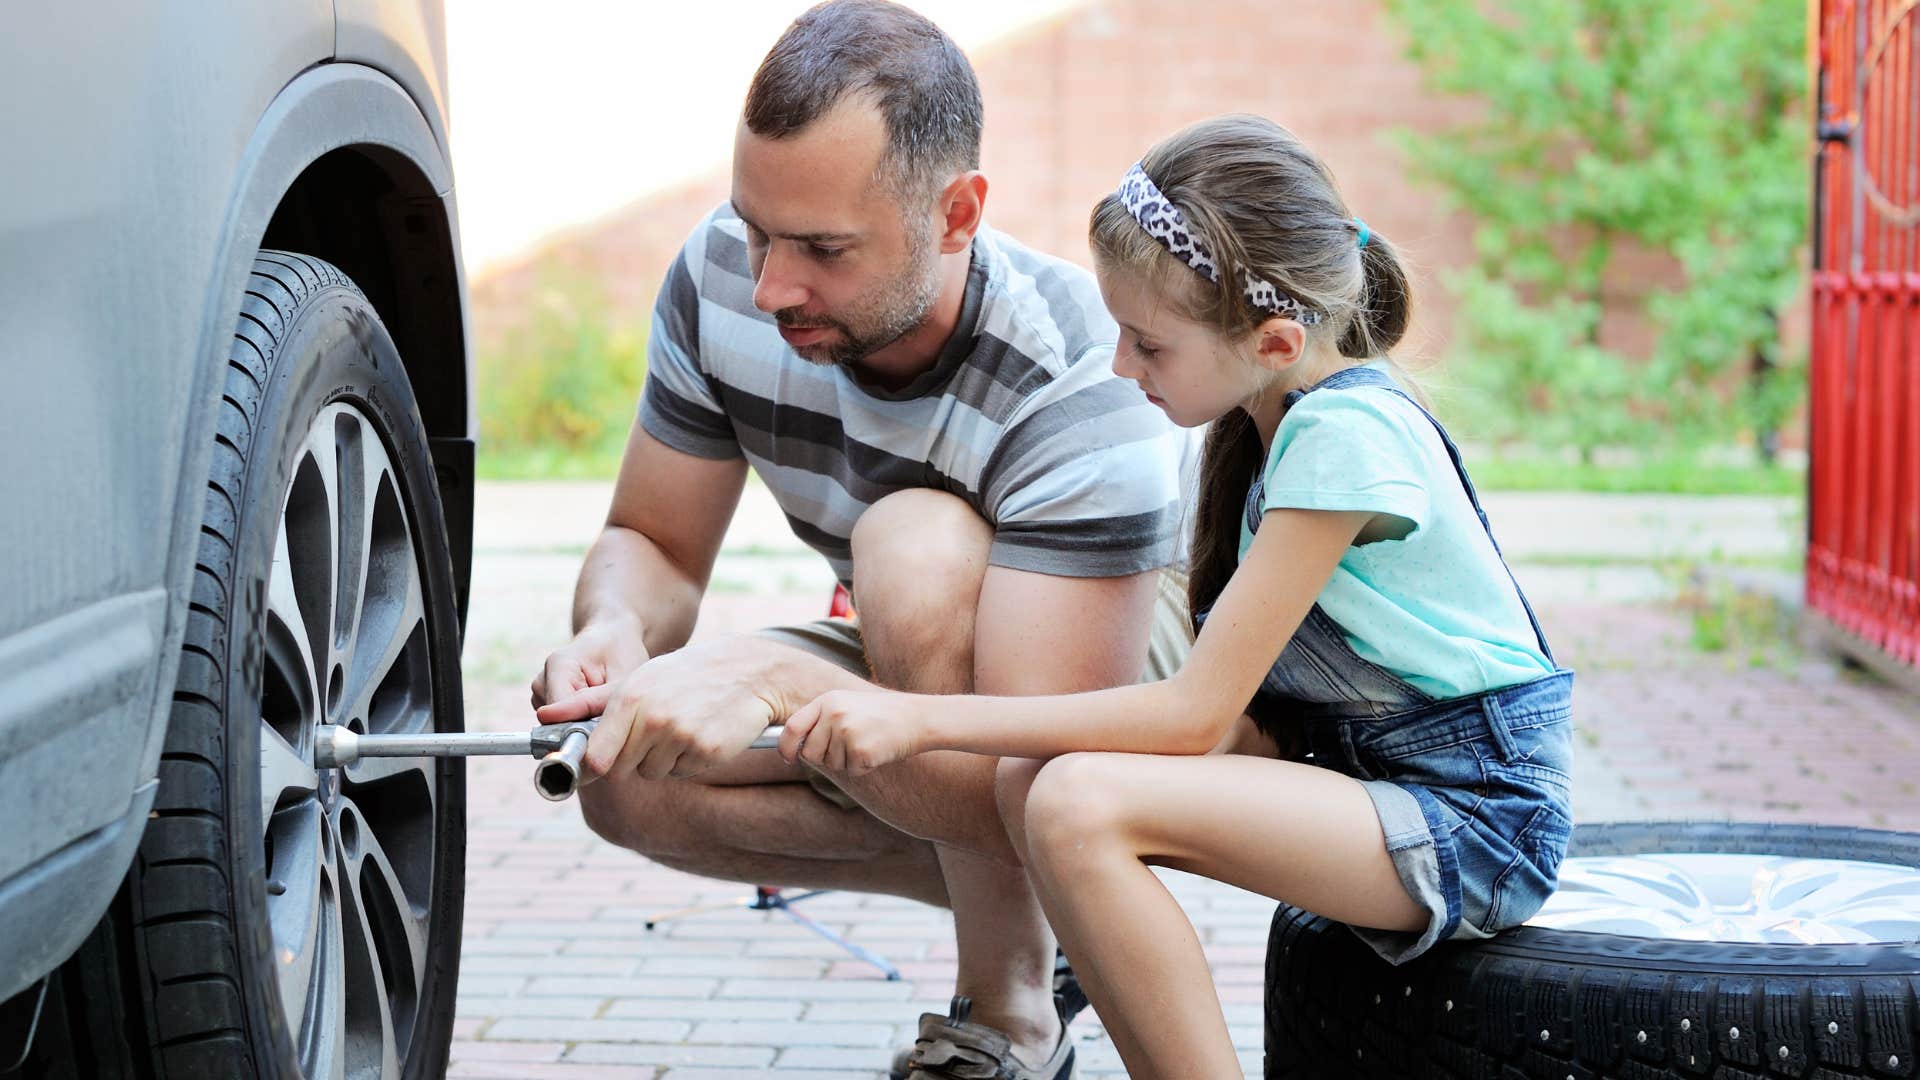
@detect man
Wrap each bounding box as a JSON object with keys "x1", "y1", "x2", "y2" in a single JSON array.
[{"x1": 531, "y1": 3, "x2": 1190, "y2": 1076}]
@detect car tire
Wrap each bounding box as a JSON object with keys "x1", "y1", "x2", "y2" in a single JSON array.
[
  {"x1": 58, "y1": 251, "x2": 467, "y2": 1079},
  {"x1": 1265, "y1": 821, "x2": 1920, "y2": 1079}
]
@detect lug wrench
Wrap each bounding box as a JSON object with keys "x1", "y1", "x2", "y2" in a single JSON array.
[{"x1": 313, "y1": 722, "x2": 784, "y2": 802}]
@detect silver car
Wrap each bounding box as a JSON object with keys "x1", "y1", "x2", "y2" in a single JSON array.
[{"x1": 1, "y1": 3, "x2": 472, "y2": 1076}]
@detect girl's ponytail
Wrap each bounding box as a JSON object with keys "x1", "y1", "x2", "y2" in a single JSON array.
[{"x1": 1336, "y1": 229, "x2": 1412, "y2": 360}]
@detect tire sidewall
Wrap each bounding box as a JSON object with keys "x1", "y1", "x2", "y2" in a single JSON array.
[{"x1": 224, "y1": 282, "x2": 465, "y2": 1080}]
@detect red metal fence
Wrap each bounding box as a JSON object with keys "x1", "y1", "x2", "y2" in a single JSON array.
[{"x1": 1809, "y1": 0, "x2": 1920, "y2": 668}]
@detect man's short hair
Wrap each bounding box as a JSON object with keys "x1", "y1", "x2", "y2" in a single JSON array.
[{"x1": 744, "y1": 0, "x2": 983, "y2": 202}]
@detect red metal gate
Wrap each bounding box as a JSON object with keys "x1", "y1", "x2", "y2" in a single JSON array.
[{"x1": 1809, "y1": 0, "x2": 1920, "y2": 668}]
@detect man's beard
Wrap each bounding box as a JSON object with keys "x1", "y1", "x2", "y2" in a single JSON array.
[{"x1": 777, "y1": 234, "x2": 942, "y2": 367}]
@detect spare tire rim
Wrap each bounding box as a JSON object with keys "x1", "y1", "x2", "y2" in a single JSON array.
[
  {"x1": 258, "y1": 402, "x2": 439, "y2": 1077},
  {"x1": 1528, "y1": 852, "x2": 1920, "y2": 944}
]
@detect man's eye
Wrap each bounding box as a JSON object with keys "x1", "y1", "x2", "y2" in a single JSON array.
[{"x1": 809, "y1": 244, "x2": 845, "y2": 261}]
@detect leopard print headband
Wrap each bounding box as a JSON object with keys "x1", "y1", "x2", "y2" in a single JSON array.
[{"x1": 1116, "y1": 163, "x2": 1325, "y2": 326}]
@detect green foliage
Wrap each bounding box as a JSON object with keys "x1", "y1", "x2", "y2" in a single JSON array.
[
  {"x1": 1469, "y1": 454, "x2": 1805, "y2": 495},
  {"x1": 477, "y1": 271, "x2": 647, "y2": 472},
  {"x1": 1382, "y1": 0, "x2": 1809, "y2": 458}
]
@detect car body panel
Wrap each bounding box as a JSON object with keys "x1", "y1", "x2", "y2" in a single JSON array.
[{"x1": 0, "y1": 1, "x2": 470, "y2": 1003}]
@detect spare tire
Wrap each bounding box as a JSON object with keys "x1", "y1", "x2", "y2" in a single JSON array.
[{"x1": 1265, "y1": 821, "x2": 1920, "y2": 1079}]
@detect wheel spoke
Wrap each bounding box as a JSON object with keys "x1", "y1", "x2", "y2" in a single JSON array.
[
  {"x1": 259, "y1": 721, "x2": 318, "y2": 838},
  {"x1": 341, "y1": 423, "x2": 428, "y2": 738},
  {"x1": 339, "y1": 801, "x2": 407, "y2": 1076},
  {"x1": 349, "y1": 557, "x2": 427, "y2": 738},
  {"x1": 317, "y1": 842, "x2": 350, "y2": 1080},
  {"x1": 344, "y1": 750, "x2": 434, "y2": 790},
  {"x1": 266, "y1": 523, "x2": 321, "y2": 730},
  {"x1": 330, "y1": 411, "x2": 373, "y2": 671},
  {"x1": 268, "y1": 803, "x2": 322, "y2": 1044},
  {"x1": 339, "y1": 795, "x2": 429, "y2": 990}
]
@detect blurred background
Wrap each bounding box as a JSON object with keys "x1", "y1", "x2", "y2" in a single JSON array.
[{"x1": 449, "y1": 0, "x2": 1811, "y2": 495}]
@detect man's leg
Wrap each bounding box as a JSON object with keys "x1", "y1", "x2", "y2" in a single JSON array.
[
  {"x1": 574, "y1": 750, "x2": 949, "y2": 907},
  {"x1": 831, "y1": 490, "x2": 1061, "y2": 1067}
]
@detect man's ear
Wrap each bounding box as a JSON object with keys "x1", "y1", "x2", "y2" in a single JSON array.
[
  {"x1": 936, "y1": 171, "x2": 988, "y2": 254},
  {"x1": 1251, "y1": 317, "x2": 1307, "y2": 375}
]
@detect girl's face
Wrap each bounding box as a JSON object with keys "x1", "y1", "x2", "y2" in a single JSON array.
[{"x1": 1098, "y1": 267, "x2": 1264, "y2": 428}]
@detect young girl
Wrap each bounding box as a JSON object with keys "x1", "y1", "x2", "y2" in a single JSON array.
[{"x1": 779, "y1": 114, "x2": 1573, "y2": 1079}]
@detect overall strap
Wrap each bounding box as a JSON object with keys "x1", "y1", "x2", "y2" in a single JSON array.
[{"x1": 1281, "y1": 365, "x2": 1556, "y2": 664}]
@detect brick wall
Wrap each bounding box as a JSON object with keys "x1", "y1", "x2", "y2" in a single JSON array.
[
  {"x1": 473, "y1": 0, "x2": 1804, "y2": 425},
  {"x1": 473, "y1": 0, "x2": 1485, "y2": 355}
]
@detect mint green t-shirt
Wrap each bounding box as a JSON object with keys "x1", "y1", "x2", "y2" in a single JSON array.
[{"x1": 1237, "y1": 364, "x2": 1553, "y2": 700}]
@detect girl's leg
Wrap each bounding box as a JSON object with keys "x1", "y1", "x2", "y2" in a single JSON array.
[{"x1": 1018, "y1": 752, "x2": 1426, "y2": 1080}]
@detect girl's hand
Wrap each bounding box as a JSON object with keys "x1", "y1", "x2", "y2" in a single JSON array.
[{"x1": 779, "y1": 689, "x2": 929, "y2": 775}]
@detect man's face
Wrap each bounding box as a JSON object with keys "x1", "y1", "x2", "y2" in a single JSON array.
[{"x1": 731, "y1": 100, "x2": 943, "y2": 367}]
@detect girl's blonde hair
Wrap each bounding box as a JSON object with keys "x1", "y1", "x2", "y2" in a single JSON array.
[{"x1": 1087, "y1": 114, "x2": 1416, "y2": 627}]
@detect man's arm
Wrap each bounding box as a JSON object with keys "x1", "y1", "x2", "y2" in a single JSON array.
[
  {"x1": 577, "y1": 426, "x2": 747, "y2": 649},
  {"x1": 531, "y1": 426, "x2": 746, "y2": 709}
]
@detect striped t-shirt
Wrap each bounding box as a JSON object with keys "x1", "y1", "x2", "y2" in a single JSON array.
[{"x1": 638, "y1": 204, "x2": 1184, "y2": 586}]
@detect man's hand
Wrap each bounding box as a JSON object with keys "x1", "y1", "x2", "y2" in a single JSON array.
[
  {"x1": 535, "y1": 637, "x2": 786, "y2": 783},
  {"x1": 531, "y1": 613, "x2": 650, "y2": 712},
  {"x1": 778, "y1": 689, "x2": 930, "y2": 776}
]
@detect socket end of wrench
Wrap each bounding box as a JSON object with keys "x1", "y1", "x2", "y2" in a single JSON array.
[
  {"x1": 534, "y1": 730, "x2": 590, "y2": 802},
  {"x1": 314, "y1": 725, "x2": 357, "y2": 769}
]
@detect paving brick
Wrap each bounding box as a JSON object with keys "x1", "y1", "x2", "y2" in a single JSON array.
[
  {"x1": 685, "y1": 1020, "x2": 895, "y2": 1048},
  {"x1": 484, "y1": 1018, "x2": 692, "y2": 1044},
  {"x1": 461, "y1": 955, "x2": 637, "y2": 977},
  {"x1": 455, "y1": 976, "x2": 528, "y2": 998},
  {"x1": 564, "y1": 1042, "x2": 776, "y2": 1068},
  {"x1": 449, "y1": 1064, "x2": 658, "y2": 1080},
  {"x1": 605, "y1": 998, "x2": 802, "y2": 1021},
  {"x1": 456, "y1": 996, "x2": 605, "y2": 1020},
  {"x1": 448, "y1": 1039, "x2": 566, "y2": 1062},
  {"x1": 637, "y1": 956, "x2": 826, "y2": 979},
  {"x1": 775, "y1": 1045, "x2": 898, "y2": 1070},
  {"x1": 645, "y1": 1060, "x2": 833, "y2": 1068},
  {"x1": 716, "y1": 978, "x2": 915, "y2": 1001},
  {"x1": 525, "y1": 976, "x2": 718, "y2": 999}
]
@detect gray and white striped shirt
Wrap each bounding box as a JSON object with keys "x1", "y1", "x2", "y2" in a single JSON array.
[{"x1": 639, "y1": 204, "x2": 1184, "y2": 586}]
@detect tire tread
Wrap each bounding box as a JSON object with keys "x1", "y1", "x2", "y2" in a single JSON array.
[
  {"x1": 1266, "y1": 822, "x2": 1920, "y2": 1078},
  {"x1": 119, "y1": 252, "x2": 370, "y2": 1076}
]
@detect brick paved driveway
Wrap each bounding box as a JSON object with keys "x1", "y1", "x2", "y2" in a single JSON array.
[{"x1": 445, "y1": 487, "x2": 1919, "y2": 1078}]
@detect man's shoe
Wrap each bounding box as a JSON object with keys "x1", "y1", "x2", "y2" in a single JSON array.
[
  {"x1": 888, "y1": 995, "x2": 1074, "y2": 1080},
  {"x1": 1053, "y1": 949, "x2": 1089, "y2": 1026}
]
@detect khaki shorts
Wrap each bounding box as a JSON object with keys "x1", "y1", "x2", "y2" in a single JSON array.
[{"x1": 758, "y1": 569, "x2": 1194, "y2": 809}]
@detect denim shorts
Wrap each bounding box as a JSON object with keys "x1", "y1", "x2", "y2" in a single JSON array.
[{"x1": 1285, "y1": 669, "x2": 1576, "y2": 964}]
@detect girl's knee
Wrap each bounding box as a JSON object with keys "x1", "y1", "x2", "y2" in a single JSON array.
[{"x1": 1023, "y1": 753, "x2": 1133, "y2": 858}]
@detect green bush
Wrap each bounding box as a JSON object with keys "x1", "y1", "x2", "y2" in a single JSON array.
[
  {"x1": 1383, "y1": 0, "x2": 1809, "y2": 462},
  {"x1": 477, "y1": 272, "x2": 647, "y2": 475}
]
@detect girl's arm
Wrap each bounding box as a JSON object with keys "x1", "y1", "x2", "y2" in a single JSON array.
[{"x1": 778, "y1": 508, "x2": 1372, "y2": 773}]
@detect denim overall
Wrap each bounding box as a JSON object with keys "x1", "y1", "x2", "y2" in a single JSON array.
[{"x1": 1242, "y1": 365, "x2": 1574, "y2": 964}]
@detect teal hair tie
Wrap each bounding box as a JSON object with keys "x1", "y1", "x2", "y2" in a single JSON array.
[{"x1": 1354, "y1": 218, "x2": 1371, "y2": 250}]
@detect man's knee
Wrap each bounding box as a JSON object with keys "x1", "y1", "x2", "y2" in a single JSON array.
[
  {"x1": 992, "y1": 756, "x2": 1047, "y2": 865},
  {"x1": 850, "y1": 489, "x2": 992, "y2": 619},
  {"x1": 577, "y1": 777, "x2": 692, "y2": 861}
]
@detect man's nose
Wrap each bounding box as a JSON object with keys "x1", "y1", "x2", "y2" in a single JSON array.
[{"x1": 752, "y1": 243, "x2": 809, "y2": 314}]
